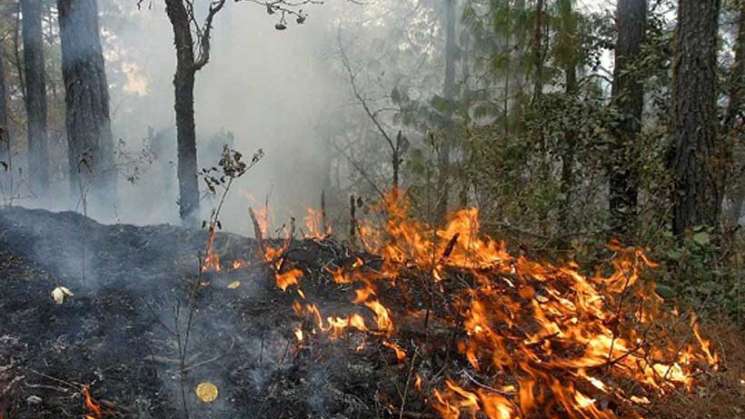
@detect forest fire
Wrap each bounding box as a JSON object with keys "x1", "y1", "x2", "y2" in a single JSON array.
[{"x1": 213, "y1": 193, "x2": 720, "y2": 418}]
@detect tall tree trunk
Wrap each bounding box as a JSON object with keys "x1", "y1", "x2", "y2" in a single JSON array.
[
  {"x1": 165, "y1": 0, "x2": 200, "y2": 223},
  {"x1": 435, "y1": 0, "x2": 457, "y2": 223},
  {"x1": 0, "y1": 38, "x2": 11, "y2": 171},
  {"x1": 531, "y1": 0, "x2": 545, "y2": 103},
  {"x1": 609, "y1": 0, "x2": 646, "y2": 237},
  {"x1": 558, "y1": 0, "x2": 579, "y2": 233},
  {"x1": 670, "y1": 0, "x2": 722, "y2": 235},
  {"x1": 58, "y1": 0, "x2": 117, "y2": 214},
  {"x1": 724, "y1": 1, "x2": 745, "y2": 227},
  {"x1": 21, "y1": 0, "x2": 50, "y2": 199}
]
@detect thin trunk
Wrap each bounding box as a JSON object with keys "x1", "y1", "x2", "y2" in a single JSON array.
[
  {"x1": 609, "y1": 0, "x2": 646, "y2": 237},
  {"x1": 165, "y1": 0, "x2": 200, "y2": 222},
  {"x1": 436, "y1": 0, "x2": 457, "y2": 223},
  {"x1": 22, "y1": 0, "x2": 50, "y2": 199},
  {"x1": 164, "y1": 0, "x2": 225, "y2": 223},
  {"x1": 0, "y1": 38, "x2": 11, "y2": 171},
  {"x1": 724, "y1": 0, "x2": 745, "y2": 133},
  {"x1": 14, "y1": 5, "x2": 26, "y2": 101},
  {"x1": 558, "y1": 0, "x2": 579, "y2": 232},
  {"x1": 724, "y1": 1, "x2": 745, "y2": 227},
  {"x1": 670, "y1": 0, "x2": 722, "y2": 235},
  {"x1": 58, "y1": 0, "x2": 118, "y2": 214},
  {"x1": 531, "y1": 0, "x2": 545, "y2": 103}
]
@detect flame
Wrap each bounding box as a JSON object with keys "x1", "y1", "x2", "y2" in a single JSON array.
[
  {"x1": 382, "y1": 340, "x2": 407, "y2": 362},
  {"x1": 276, "y1": 268, "x2": 303, "y2": 291},
  {"x1": 82, "y1": 385, "x2": 103, "y2": 419},
  {"x1": 201, "y1": 225, "x2": 221, "y2": 272},
  {"x1": 304, "y1": 208, "x2": 330, "y2": 239},
  {"x1": 228, "y1": 191, "x2": 718, "y2": 418}
]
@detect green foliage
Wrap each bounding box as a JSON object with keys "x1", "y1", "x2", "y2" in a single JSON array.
[{"x1": 652, "y1": 227, "x2": 745, "y2": 322}]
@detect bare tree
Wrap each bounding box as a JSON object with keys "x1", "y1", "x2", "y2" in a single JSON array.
[
  {"x1": 0, "y1": 35, "x2": 10, "y2": 169},
  {"x1": 21, "y1": 0, "x2": 50, "y2": 199},
  {"x1": 435, "y1": 0, "x2": 457, "y2": 222},
  {"x1": 670, "y1": 0, "x2": 722, "y2": 235},
  {"x1": 338, "y1": 31, "x2": 408, "y2": 196},
  {"x1": 163, "y1": 0, "x2": 225, "y2": 223}
]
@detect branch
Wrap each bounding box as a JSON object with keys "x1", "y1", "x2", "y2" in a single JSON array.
[
  {"x1": 337, "y1": 28, "x2": 397, "y2": 154},
  {"x1": 193, "y1": 0, "x2": 227, "y2": 72}
]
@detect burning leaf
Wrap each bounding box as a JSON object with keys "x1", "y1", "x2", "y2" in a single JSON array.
[
  {"x1": 51, "y1": 286, "x2": 74, "y2": 304},
  {"x1": 195, "y1": 382, "x2": 219, "y2": 403},
  {"x1": 227, "y1": 281, "x2": 241, "y2": 289}
]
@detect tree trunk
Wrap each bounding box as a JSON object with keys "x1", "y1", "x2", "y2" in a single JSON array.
[
  {"x1": 58, "y1": 0, "x2": 117, "y2": 213},
  {"x1": 558, "y1": 0, "x2": 579, "y2": 233},
  {"x1": 670, "y1": 0, "x2": 722, "y2": 235},
  {"x1": 165, "y1": 0, "x2": 200, "y2": 223},
  {"x1": 531, "y1": 0, "x2": 545, "y2": 103},
  {"x1": 0, "y1": 38, "x2": 10, "y2": 171},
  {"x1": 21, "y1": 0, "x2": 50, "y2": 199},
  {"x1": 609, "y1": 0, "x2": 646, "y2": 237},
  {"x1": 435, "y1": 0, "x2": 457, "y2": 223}
]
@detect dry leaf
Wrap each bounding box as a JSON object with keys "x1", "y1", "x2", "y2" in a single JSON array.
[
  {"x1": 227, "y1": 281, "x2": 241, "y2": 289},
  {"x1": 195, "y1": 382, "x2": 218, "y2": 403},
  {"x1": 51, "y1": 286, "x2": 74, "y2": 304}
]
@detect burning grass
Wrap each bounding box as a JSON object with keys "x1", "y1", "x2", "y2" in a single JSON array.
[{"x1": 205, "y1": 192, "x2": 723, "y2": 418}]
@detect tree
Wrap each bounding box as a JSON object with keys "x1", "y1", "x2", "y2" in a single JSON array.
[
  {"x1": 435, "y1": 0, "x2": 458, "y2": 222},
  {"x1": 57, "y1": 0, "x2": 117, "y2": 212},
  {"x1": 556, "y1": 0, "x2": 580, "y2": 231},
  {"x1": 608, "y1": 0, "x2": 646, "y2": 236},
  {"x1": 21, "y1": 0, "x2": 50, "y2": 198},
  {"x1": 670, "y1": 0, "x2": 722, "y2": 235},
  {"x1": 0, "y1": 35, "x2": 10, "y2": 170},
  {"x1": 163, "y1": 0, "x2": 225, "y2": 223}
]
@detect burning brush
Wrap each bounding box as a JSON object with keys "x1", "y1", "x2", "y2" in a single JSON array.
[{"x1": 230, "y1": 191, "x2": 721, "y2": 418}]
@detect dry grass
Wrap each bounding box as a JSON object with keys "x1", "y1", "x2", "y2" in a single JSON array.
[{"x1": 648, "y1": 318, "x2": 745, "y2": 418}]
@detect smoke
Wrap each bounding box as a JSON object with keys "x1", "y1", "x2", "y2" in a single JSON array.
[{"x1": 100, "y1": 0, "x2": 353, "y2": 233}]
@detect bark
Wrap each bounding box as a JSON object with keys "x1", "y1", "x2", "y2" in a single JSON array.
[
  {"x1": 21, "y1": 0, "x2": 50, "y2": 198},
  {"x1": 670, "y1": 0, "x2": 722, "y2": 235},
  {"x1": 609, "y1": 0, "x2": 646, "y2": 236},
  {"x1": 435, "y1": 0, "x2": 457, "y2": 223},
  {"x1": 58, "y1": 0, "x2": 117, "y2": 212}
]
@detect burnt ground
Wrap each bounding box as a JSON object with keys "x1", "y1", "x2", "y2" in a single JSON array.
[
  {"x1": 1, "y1": 208, "x2": 744, "y2": 419},
  {"x1": 0, "y1": 207, "x2": 422, "y2": 419}
]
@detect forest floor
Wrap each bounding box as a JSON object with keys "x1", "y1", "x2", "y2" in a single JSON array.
[{"x1": 0, "y1": 207, "x2": 743, "y2": 418}]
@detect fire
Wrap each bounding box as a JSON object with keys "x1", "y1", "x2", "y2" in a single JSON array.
[
  {"x1": 82, "y1": 385, "x2": 103, "y2": 419},
  {"x1": 304, "y1": 208, "x2": 330, "y2": 239},
  {"x1": 237, "y1": 191, "x2": 718, "y2": 418},
  {"x1": 275, "y1": 268, "x2": 303, "y2": 291},
  {"x1": 201, "y1": 225, "x2": 221, "y2": 272}
]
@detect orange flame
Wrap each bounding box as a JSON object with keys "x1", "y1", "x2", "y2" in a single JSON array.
[
  {"x1": 304, "y1": 208, "x2": 330, "y2": 239},
  {"x1": 82, "y1": 385, "x2": 103, "y2": 419},
  {"x1": 229, "y1": 191, "x2": 718, "y2": 418},
  {"x1": 201, "y1": 225, "x2": 221, "y2": 272}
]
